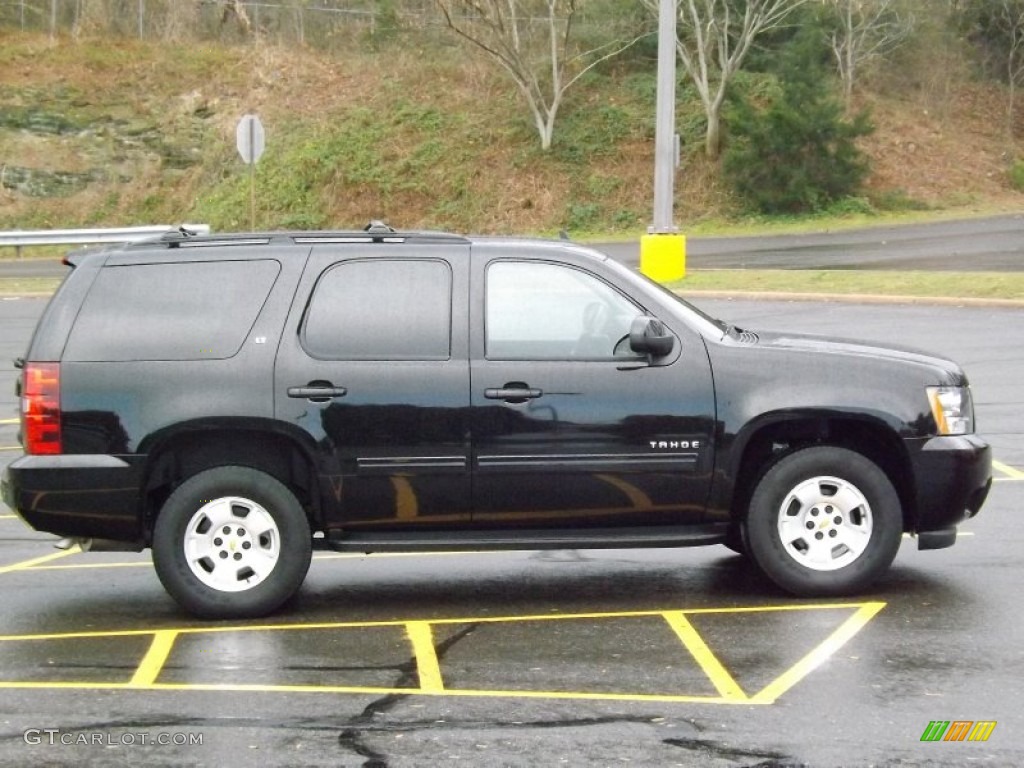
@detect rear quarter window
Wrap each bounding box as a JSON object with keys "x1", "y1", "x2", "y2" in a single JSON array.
[{"x1": 64, "y1": 260, "x2": 280, "y2": 362}]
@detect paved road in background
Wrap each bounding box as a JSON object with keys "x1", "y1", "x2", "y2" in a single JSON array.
[
  {"x1": 2, "y1": 213, "x2": 1023, "y2": 277},
  {"x1": 597, "y1": 213, "x2": 1024, "y2": 270}
]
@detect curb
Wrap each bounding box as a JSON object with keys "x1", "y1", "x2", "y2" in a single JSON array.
[{"x1": 676, "y1": 290, "x2": 1024, "y2": 308}]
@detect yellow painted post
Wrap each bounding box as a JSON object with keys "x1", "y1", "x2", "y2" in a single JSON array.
[{"x1": 640, "y1": 233, "x2": 686, "y2": 282}]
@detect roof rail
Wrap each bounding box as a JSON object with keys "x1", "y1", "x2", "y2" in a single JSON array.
[
  {"x1": 364, "y1": 220, "x2": 396, "y2": 235},
  {"x1": 159, "y1": 226, "x2": 204, "y2": 248}
]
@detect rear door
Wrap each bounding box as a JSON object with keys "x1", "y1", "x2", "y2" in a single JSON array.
[{"x1": 274, "y1": 243, "x2": 471, "y2": 533}]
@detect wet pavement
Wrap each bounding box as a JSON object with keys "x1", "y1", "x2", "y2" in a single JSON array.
[{"x1": 0, "y1": 296, "x2": 1021, "y2": 766}]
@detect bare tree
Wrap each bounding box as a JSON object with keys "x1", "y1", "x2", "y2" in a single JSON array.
[
  {"x1": 995, "y1": 0, "x2": 1024, "y2": 136},
  {"x1": 959, "y1": 0, "x2": 1024, "y2": 136},
  {"x1": 161, "y1": 1, "x2": 200, "y2": 42},
  {"x1": 826, "y1": 0, "x2": 914, "y2": 110},
  {"x1": 218, "y1": 0, "x2": 254, "y2": 36},
  {"x1": 644, "y1": 0, "x2": 809, "y2": 160},
  {"x1": 437, "y1": 1, "x2": 650, "y2": 150},
  {"x1": 71, "y1": 0, "x2": 111, "y2": 39}
]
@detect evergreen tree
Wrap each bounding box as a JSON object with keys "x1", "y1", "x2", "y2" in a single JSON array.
[{"x1": 723, "y1": 24, "x2": 873, "y2": 214}]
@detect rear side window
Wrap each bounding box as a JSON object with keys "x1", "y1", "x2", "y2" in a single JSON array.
[
  {"x1": 64, "y1": 260, "x2": 280, "y2": 362},
  {"x1": 302, "y1": 259, "x2": 452, "y2": 360}
]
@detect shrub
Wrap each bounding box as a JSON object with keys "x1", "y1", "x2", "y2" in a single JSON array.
[
  {"x1": 723, "y1": 26, "x2": 873, "y2": 215},
  {"x1": 1009, "y1": 159, "x2": 1024, "y2": 191}
]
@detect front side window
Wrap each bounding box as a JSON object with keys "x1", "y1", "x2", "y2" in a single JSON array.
[
  {"x1": 303, "y1": 259, "x2": 451, "y2": 360},
  {"x1": 485, "y1": 261, "x2": 639, "y2": 360}
]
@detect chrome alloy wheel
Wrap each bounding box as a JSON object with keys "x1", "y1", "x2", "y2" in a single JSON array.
[
  {"x1": 183, "y1": 496, "x2": 281, "y2": 592},
  {"x1": 776, "y1": 476, "x2": 873, "y2": 571}
]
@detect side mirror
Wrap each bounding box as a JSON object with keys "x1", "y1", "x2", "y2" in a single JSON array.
[{"x1": 629, "y1": 315, "x2": 674, "y2": 358}]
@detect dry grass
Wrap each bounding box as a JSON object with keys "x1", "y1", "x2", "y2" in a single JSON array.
[
  {"x1": 1, "y1": 30, "x2": 1023, "y2": 234},
  {"x1": 859, "y1": 83, "x2": 1022, "y2": 209}
]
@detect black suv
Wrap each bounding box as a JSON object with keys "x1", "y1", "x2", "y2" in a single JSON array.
[{"x1": 1, "y1": 224, "x2": 992, "y2": 618}]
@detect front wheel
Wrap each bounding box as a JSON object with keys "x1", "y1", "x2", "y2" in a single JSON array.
[
  {"x1": 153, "y1": 466, "x2": 312, "y2": 619},
  {"x1": 745, "y1": 446, "x2": 903, "y2": 596}
]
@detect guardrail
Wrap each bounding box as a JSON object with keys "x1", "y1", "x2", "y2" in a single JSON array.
[{"x1": 0, "y1": 225, "x2": 211, "y2": 257}]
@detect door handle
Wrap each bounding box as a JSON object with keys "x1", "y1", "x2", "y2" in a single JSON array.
[
  {"x1": 484, "y1": 386, "x2": 542, "y2": 402},
  {"x1": 287, "y1": 384, "x2": 347, "y2": 401}
]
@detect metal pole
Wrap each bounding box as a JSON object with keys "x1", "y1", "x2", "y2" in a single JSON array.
[
  {"x1": 651, "y1": 0, "x2": 677, "y2": 233},
  {"x1": 639, "y1": 0, "x2": 685, "y2": 282},
  {"x1": 249, "y1": 118, "x2": 256, "y2": 231}
]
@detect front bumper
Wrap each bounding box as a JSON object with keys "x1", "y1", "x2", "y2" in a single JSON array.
[
  {"x1": 1, "y1": 454, "x2": 143, "y2": 542},
  {"x1": 907, "y1": 434, "x2": 991, "y2": 543}
]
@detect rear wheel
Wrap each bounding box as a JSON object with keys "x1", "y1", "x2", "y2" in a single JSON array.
[
  {"x1": 745, "y1": 446, "x2": 902, "y2": 596},
  {"x1": 153, "y1": 466, "x2": 312, "y2": 619}
]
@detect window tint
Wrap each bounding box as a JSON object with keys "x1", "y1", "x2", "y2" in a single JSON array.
[
  {"x1": 486, "y1": 261, "x2": 639, "y2": 360},
  {"x1": 65, "y1": 260, "x2": 280, "y2": 362},
  {"x1": 303, "y1": 259, "x2": 451, "y2": 360}
]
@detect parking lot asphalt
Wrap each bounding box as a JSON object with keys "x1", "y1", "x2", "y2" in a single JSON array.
[{"x1": 0, "y1": 295, "x2": 1021, "y2": 767}]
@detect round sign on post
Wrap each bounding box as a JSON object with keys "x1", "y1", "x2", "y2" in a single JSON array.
[
  {"x1": 236, "y1": 114, "x2": 265, "y2": 165},
  {"x1": 236, "y1": 114, "x2": 265, "y2": 231}
]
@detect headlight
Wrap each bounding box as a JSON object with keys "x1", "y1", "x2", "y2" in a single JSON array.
[{"x1": 926, "y1": 386, "x2": 974, "y2": 435}]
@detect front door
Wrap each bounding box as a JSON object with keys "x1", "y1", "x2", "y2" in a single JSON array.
[
  {"x1": 469, "y1": 255, "x2": 715, "y2": 529},
  {"x1": 275, "y1": 244, "x2": 471, "y2": 533}
]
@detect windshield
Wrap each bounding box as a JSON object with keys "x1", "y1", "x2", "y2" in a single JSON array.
[{"x1": 601, "y1": 256, "x2": 729, "y2": 337}]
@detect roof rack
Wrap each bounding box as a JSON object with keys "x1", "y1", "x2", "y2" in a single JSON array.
[
  {"x1": 160, "y1": 226, "x2": 204, "y2": 248},
  {"x1": 127, "y1": 223, "x2": 471, "y2": 250},
  {"x1": 364, "y1": 220, "x2": 396, "y2": 235}
]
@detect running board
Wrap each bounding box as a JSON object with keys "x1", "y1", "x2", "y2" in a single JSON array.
[{"x1": 323, "y1": 524, "x2": 729, "y2": 554}]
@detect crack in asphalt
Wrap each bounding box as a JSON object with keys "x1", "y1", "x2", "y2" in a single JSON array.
[
  {"x1": 338, "y1": 621, "x2": 480, "y2": 768},
  {"x1": 663, "y1": 737, "x2": 796, "y2": 766}
]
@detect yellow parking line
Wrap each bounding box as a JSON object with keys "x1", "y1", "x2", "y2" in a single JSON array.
[
  {"x1": 662, "y1": 611, "x2": 746, "y2": 701},
  {"x1": 24, "y1": 550, "x2": 476, "y2": 572},
  {"x1": 0, "y1": 679, "x2": 741, "y2": 703},
  {"x1": 406, "y1": 621, "x2": 445, "y2": 692},
  {"x1": 0, "y1": 418, "x2": 18, "y2": 425},
  {"x1": 0, "y1": 515, "x2": 17, "y2": 520},
  {"x1": 992, "y1": 460, "x2": 1024, "y2": 479},
  {"x1": 0, "y1": 602, "x2": 884, "y2": 705},
  {"x1": 749, "y1": 601, "x2": 886, "y2": 704},
  {"x1": 0, "y1": 547, "x2": 79, "y2": 575},
  {"x1": 130, "y1": 630, "x2": 178, "y2": 687},
  {"x1": 23, "y1": 560, "x2": 150, "y2": 571},
  {"x1": 0, "y1": 602, "x2": 882, "y2": 642},
  {"x1": 0, "y1": 446, "x2": 22, "y2": 452}
]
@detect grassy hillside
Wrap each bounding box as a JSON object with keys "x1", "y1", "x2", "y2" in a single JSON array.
[{"x1": 1, "y1": 30, "x2": 1021, "y2": 237}]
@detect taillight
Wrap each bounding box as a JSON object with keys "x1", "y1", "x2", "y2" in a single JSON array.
[{"x1": 22, "y1": 362, "x2": 61, "y2": 455}]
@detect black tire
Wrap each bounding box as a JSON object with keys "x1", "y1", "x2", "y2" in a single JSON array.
[
  {"x1": 745, "y1": 446, "x2": 902, "y2": 596},
  {"x1": 152, "y1": 466, "x2": 312, "y2": 619}
]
